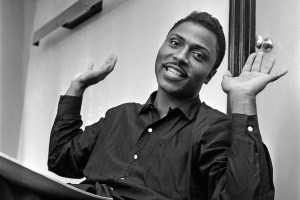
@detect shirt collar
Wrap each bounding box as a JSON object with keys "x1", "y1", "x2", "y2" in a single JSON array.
[{"x1": 139, "y1": 91, "x2": 201, "y2": 120}]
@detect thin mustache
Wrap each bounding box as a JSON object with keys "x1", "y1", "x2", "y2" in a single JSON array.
[
  {"x1": 162, "y1": 60, "x2": 188, "y2": 77},
  {"x1": 162, "y1": 60, "x2": 178, "y2": 66}
]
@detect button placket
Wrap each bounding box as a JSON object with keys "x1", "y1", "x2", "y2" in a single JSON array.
[
  {"x1": 122, "y1": 125, "x2": 155, "y2": 178},
  {"x1": 133, "y1": 127, "x2": 153, "y2": 161}
]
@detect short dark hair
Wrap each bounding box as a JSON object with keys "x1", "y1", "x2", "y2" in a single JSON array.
[{"x1": 169, "y1": 11, "x2": 226, "y2": 71}]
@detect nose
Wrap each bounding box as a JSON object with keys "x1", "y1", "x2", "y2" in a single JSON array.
[{"x1": 173, "y1": 47, "x2": 188, "y2": 64}]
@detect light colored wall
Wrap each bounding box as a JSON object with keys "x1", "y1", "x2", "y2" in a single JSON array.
[
  {"x1": 0, "y1": 0, "x2": 30, "y2": 157},
  {"x1": 1, "y1": 0, "x2": 299, "y2": 198},
  {"x1": 256, "y1": 0, "x2": 300, "y2": 199},
  {"x1": 13, "y1": 0, "x2": 229, "y2": 181}
]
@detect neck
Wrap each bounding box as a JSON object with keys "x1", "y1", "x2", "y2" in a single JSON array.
[{"x1": 154, "y1": 88, "x2": 197, "y2": 118}]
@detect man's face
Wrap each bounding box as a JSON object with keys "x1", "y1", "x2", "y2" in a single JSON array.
[{"x1": 155, "y1": 22, "x2": 217, "y2": 99}]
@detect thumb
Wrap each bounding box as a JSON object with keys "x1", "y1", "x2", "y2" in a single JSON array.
[
  {"x1": 72, "y1": 72, "x2": 83, "y2": 81},
  {"x1": 223, "y1": 70, "x2": 232, "y2": 80},
  {"x1": 268, "y1": 70, "x2": 288, "y2": 83},
  {"x1": 86, "y1": 57, "x2": 94, "y2": 71}
]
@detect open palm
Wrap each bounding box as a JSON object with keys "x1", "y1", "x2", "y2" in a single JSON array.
[
  {"x1": 222, "y1": 52, "x2": 287, "y2": 97},
  {"x1": 73, "y1": 54, "x2": 117, "y2": 89}
]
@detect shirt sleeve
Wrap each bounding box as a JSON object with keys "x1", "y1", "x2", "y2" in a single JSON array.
[
  {"x1": 48, "y1": 95, "x2": 102, "y2": 178},
  {"x1": 224, "y1": 114, "x2": 274, "y2": 199},
  {"x1": 197, "y1": 114, "x2": 274, "y2": 200}
]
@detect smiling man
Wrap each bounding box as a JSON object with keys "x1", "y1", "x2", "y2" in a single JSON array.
[
  {"x1": 154, "y1": 20, "x2": 219, "y2": 117},
  {"x1": 48, "y1": 12, "x2": 287, "y2": 200}
]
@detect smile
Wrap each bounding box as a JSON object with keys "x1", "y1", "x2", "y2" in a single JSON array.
[
  {"x1": 166, "y1": 67, "x2": 182, "y2": 77},
  {"x1": 163, "y1": 63, "x2": 187, "y2": 78}
]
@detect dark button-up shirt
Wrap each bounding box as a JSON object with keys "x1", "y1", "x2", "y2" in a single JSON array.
[{"x1": 49, "y1": 92, "x2": 274, "y2": 200}]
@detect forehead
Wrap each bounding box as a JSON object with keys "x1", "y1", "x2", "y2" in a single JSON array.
[{"x1": 168, "y1": 22, "x2": 217, "y2": 54}]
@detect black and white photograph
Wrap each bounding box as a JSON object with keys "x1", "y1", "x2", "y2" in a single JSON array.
[{"x1": 0, "y1": 0, "x2": 299, "y2": 199}]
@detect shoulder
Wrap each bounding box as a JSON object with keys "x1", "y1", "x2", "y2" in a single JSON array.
[
  {"x1": 197, "y1": 102, "x2": 230, "y2": 125},
  {"x1": 191, "y1": 102, "x2": 231, "y2": 146},
  {"x1": 192, "y1": 102, "x2": 230, "y2": 139},
  {"x1": 105, "y1": 102, "x2": 142, "y2": 116}
]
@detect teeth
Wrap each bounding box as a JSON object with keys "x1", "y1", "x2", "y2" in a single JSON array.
[{"x1": 167, "y1": 67, "x2": 182, "y2": 77}]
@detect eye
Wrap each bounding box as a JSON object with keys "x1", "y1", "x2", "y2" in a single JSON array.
[
  {"x1": 193, "y1": 51, "x2": 205, "y2": 61},
  {"x1": 170, "y1": 39, "x2": 180, "y2": 47}
]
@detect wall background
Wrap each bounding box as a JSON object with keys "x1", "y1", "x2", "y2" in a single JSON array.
[
  {"x1": 2, "y1": 1, "x2": 299, "y2": 199},
  {"x1": 0, "y1": 0, "x2": 33, "y2": 159},
  {"x1": 0, "y1": 0, "x2": 228, "y2": 183},
  {"x1": 256, "y1": 0, "x2": 300, "y2": 199}
]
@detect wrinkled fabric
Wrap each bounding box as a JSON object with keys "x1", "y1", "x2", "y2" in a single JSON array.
[
  {"x1": 0, "y1": 176, "x2": 49, "y2": 200},
  {"x1": 49, "y1": 92, "x2": 274, "y2": 200}
]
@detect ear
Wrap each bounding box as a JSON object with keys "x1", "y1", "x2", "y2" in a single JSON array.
[{"x1": 204, "y1": 69, "x2": 217, "y2": 84}]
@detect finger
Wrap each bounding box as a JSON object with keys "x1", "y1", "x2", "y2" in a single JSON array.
[
  {"x1": 261, "y1": 57, "x2": 276, "y2": 74},
  {"x1": 104, "y1": 53, "x2": 117, "y2": 67},
  {"x1": 86, "y1": 57, "x2": 94, "y2": 71},
  {"x1": 87, "y1": 62, "x2": 94, "y2": 71},
  {"x1": 268, "y1": 70, "x2": 288, "y2": 83},
  {"x1": 101, "y1": 54, "x2": 117, "y2": 72},
  {"x1": 242, "y1": 53, "x2": 257, "y2": 72},
  {"x1": 222, "y1": 70, "x2": 233, "y2": 80},
  {"x1": 251, "y1": 51, "x2": 264, "y2": 72},
  {"x1": 94, "y1": 54, "x2": 117, "y2": 78},
  {"x1": 221, "y1": 70, "x2": 233, "y2": 93}
]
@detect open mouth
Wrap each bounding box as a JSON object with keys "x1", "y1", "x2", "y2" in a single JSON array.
[{"x1": 163, "y1": 63, "x2": 187, "y2": 78}]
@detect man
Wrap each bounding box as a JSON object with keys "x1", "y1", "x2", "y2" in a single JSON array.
[{"x1": 49, "y1": 11, "x2": 287, "y2": 200}]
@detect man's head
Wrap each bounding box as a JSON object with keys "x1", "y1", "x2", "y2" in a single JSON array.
[
  {"x1": 170, "y1": 11, "x2": 226, "y2": 72},
  {"x1": 155, "y1": 11, "x2": 226, "y2": 99}
]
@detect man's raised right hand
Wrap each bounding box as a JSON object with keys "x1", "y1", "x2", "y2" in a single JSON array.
[{"x1": 66, "y1": 54, "x2": 117, "y2": 96}]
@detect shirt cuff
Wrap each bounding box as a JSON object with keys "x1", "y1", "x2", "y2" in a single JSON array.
[
  {"x1": 231, "y1": 114, "x2": 262, "y2": 143},
  {"x1": 58, "y1": 95, "x2": 82, "y2": 115}
]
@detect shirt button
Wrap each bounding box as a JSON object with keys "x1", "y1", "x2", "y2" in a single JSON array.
[
  {"x1": 148, "y1": 128, "x2": 153, "y2": 133},
  {"x1": 248, "y1": 126, "x2": 253, "y2": 132},
  {"x1": 134, "y1": 154, "x2": 138, "y2": 160}
]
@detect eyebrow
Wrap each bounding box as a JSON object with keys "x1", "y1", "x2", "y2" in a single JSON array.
[{"x1": 169, "y1": 33, "x2": 211, "y2": 55}]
